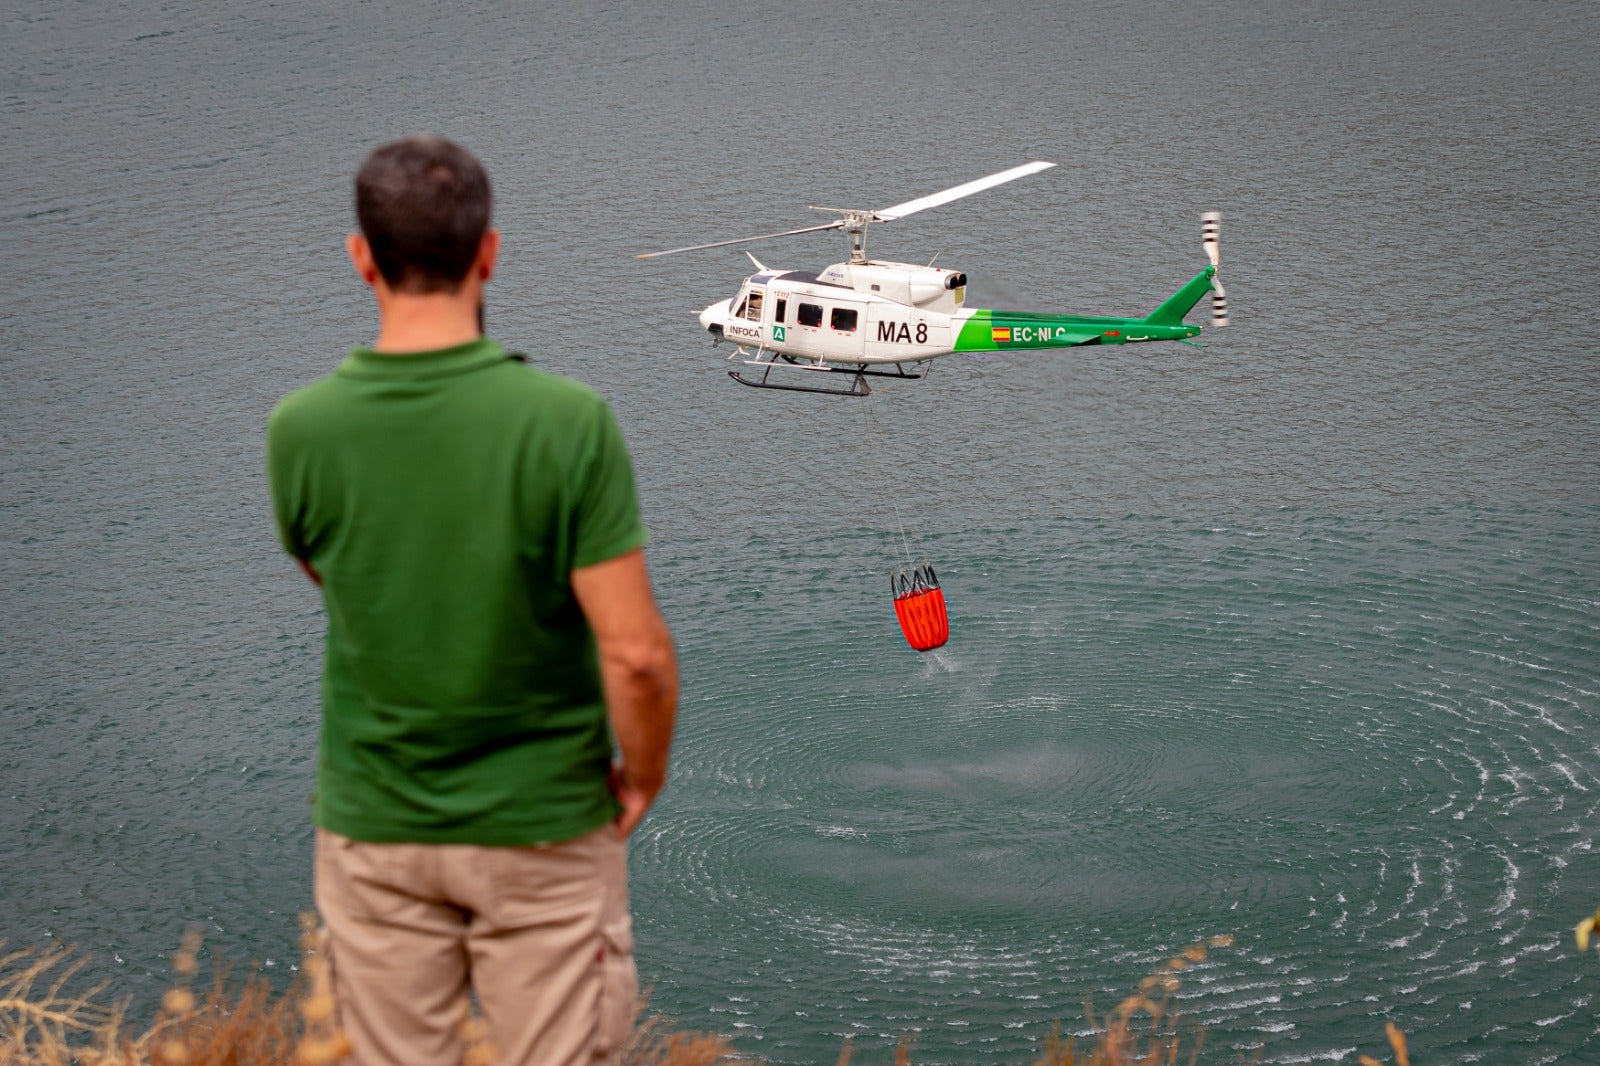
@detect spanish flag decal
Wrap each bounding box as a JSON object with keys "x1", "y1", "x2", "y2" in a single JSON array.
[{"x1": 991, "y1": 327, "x2": 1012, "y2": 343}]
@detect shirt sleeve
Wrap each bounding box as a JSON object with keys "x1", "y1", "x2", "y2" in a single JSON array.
[
  {"x1": 265, "y1": 400, "x2": 311, "y2": 561},
  {"x1": 570, "y1": 400, "x2": 649, "y2": 570}
]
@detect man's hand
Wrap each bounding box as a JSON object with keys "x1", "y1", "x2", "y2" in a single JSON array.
[{"x1": 609, "y1": 762, "x2": 660, "y2": 838}]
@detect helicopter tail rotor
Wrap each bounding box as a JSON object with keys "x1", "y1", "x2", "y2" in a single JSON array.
[{"x1": 1202, "y1": 211, "x2": 1227, "y2": 327}]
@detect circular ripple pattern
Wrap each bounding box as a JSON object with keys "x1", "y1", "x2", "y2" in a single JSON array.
[
  {"x1": 636, "y1": 511, "x2": 1600, "y2": 1064},
  {"x1": 5, "y1": 2, "x2": 1599, "y2": 1060}
]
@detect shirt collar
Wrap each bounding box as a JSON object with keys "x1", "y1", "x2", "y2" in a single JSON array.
[{"x1": 336, "y1": 337, "x2": 508, "y2": 380}]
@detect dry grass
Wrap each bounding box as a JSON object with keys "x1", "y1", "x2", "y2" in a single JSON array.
[
  {"x1": 619, "y1": 1014, "x2": 739, "y2": 1065},
  {"x1": 1016, "y1": 933, "x2": 1237, "y2": 1066},
  {"x1": 0, "y1": 917, "x2": 737, "y2": 1066},
  {"x1": 0, "y1": 920, "x2": 335, "y2": 1066},
  {"x1": 0, "y1": 926, "x2": 1410, "y2": 1065}
]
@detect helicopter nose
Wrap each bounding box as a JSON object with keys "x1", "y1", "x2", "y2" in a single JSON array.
[{"x1": 698, "y1": 301, "x2": 724, "y2": 333}]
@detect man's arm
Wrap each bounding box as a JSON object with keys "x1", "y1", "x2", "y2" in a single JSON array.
[{"x1": 571, "y1": 547, "x2": 678, "y2": 837}]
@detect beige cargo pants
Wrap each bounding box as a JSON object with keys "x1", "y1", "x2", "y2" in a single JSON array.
[{"x1": 314, "y1": 825, "x2": 637, "y2": 1066}]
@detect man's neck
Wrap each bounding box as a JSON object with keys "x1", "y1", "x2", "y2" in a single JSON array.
[{"x1": 370, "y1": 291, "x2": 483, "y2": 354}]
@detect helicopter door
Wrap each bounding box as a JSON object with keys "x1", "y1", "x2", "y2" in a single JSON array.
[
  {"x1": 787, "y1": 298, "x2": 865, "y2": 362},
  {"x1": 826, "y1": 305, "x2": 865, "y2": 361},
  {"x1": 786, "y1": 300, "x2": 826, "y2": 359}
]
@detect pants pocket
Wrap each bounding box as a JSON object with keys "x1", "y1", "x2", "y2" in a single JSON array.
[{"x1": 593, "y1": 914, "x2": 638, "y2": 1057}]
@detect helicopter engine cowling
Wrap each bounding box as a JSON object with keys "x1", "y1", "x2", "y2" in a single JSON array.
[
  {"x1": 911, "y1": 268, "x2": 968, "y2": 309},
  {"x1": 818, "y1": 261, "x2": 969, "y2": 312}
]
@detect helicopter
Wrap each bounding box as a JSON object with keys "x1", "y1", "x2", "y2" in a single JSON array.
[{"x1": 638, "y1": 161, "x2": 1227, "y2": 396}]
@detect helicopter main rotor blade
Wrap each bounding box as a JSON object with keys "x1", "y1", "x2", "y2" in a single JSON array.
[
  {"x1": 636, "y1": 221, "x2": 845, "y2": 259},
  {"x1": 636, "y1": 161, "x2": 1055, "y2": 259},
  {"x1": 871, "y1": 161, "x2": 1056, "y2": 221}
]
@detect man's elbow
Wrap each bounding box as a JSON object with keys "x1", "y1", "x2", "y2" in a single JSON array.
[{"x1": 599, "y1": 627, "x2": 677, "y2": 693}]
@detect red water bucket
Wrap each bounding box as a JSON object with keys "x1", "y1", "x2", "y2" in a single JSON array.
[{"x1": 892, "y1": 566, "x2": 950, "y2": 652}]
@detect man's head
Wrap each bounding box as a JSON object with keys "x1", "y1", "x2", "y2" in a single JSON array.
[{"x1": 353, "y1": 135, "x2": 492, "y2": 294}]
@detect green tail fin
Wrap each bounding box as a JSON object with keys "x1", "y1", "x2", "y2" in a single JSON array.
[{"x1": 1144, "y1": 266, "x2": 1217, "y2": 326}]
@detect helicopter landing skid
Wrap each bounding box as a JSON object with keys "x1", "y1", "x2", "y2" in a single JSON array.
[{"x1": 728, "y1": 356, "x2": 925, "y2": 397}]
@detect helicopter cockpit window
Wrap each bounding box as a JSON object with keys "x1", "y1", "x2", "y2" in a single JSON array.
[
  {"x1": 831, "y1": 308, "x2": 858, "y2": 332},
  {"x1": 797, "y1": 303, "x2": 823, "y2": 328},
  {"x1": 742, "y1": 290, "x2": 763, "y2": 322}
]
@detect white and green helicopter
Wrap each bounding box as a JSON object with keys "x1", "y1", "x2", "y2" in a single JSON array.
[{"x1": 638, "y1": 162, "x2": 1226, "y2": 396}]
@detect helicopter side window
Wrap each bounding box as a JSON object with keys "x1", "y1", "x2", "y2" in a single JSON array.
[
  {"x1": 774, "y1": 298, "x2": 787, "y2": 324},
  {"x1": 743, "y1": 290, "x2": 763, "y2": 322},
  {"x1": 797, "y1": 303, "x2": 823, "y2": 328},
  {"x1": 831, "y1": 308, "x2": 858, "y2": 333}
]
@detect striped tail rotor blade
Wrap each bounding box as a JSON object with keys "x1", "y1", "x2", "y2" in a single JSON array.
[
  {"x1": 1201, "y1": 211, "x2": 1221, "y2": 267},
  {"x1": 1201, "y1": 211, "x2": 1227, "y2": 327},
  {"x1": 1210, "y1": 277, "x2": 1229, "y2": 327}
]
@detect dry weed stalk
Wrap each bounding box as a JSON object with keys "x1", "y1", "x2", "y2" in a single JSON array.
[
  {"x1": 1027, "y1": 934, "x2": 1235, "y2": 1066},
  {"x1": 291, "y1": 915, "x2": 349, "y2": 1066},
  {"x1": 0, "y1": 942, "x2": 129, "y2": 1064},
  {"x1": 621, "y1": 1011, "x2": 740, "y2": 1065},
  {"x1": 1357, "y1": 1020, "x2": 1410, "y2": 1066},
  {"x1": 812, "y1": 935, "x2": 1240, "y2": 1066},
  {"x1": 1575, "y1": 905, "x2": 1600, "y2": 953}
]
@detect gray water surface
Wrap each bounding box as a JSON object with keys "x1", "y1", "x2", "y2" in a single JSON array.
[{"x1": 4, "y1": 1, "x2": 1600, "y2": 1062}]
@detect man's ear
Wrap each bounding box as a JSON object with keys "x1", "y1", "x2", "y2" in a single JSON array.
[
  {"x1": 347, "y1": 233, "x2": 380, "y2": 287},
  {"x1": 476, "y1": 229, "x2": 501, "y2": 283}
]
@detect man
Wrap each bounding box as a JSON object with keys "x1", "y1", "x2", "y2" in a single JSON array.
[{"x1": 266, "y1": 135, "x2": 677, "y2": 1066}]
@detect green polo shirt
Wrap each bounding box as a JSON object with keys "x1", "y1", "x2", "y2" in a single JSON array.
[{"x1": 266, "y1": 338, "x2": 648, "y2": 845}]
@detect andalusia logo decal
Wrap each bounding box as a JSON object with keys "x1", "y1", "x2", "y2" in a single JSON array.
[{"x1": 773, "y1": 326, "x2": 786, "y2": 342}]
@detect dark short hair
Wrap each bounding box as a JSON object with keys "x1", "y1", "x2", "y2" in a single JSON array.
[{"x1": 354, "y1": 135, "x2": 492, "y2": 294}]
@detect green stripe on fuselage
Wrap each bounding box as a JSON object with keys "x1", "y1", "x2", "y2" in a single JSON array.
[{"x1": 953, "y1": 308, "x2": 1200, "y2": 352}]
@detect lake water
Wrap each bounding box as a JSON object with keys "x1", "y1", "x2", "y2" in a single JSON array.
[{"x1": 4, "y1": 0, "x2": 1599, "y2": 1062}]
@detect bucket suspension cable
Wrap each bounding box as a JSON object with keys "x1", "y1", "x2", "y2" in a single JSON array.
[
  {"x1": 861, "y1": 395, "x2": 917, "y2": 570},
  {"x1": 860, "y1": 394, "x2": 949, "y2": 652}
]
